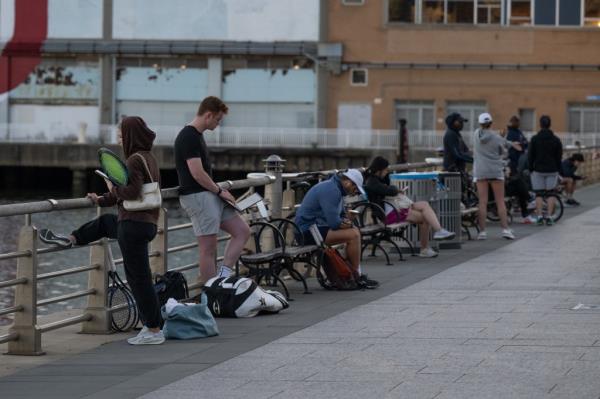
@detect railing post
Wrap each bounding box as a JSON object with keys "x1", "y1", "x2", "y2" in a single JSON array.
[
  {"x1": 263, "y1": 155, "x2": 285, "y2": 219},
  {"x1": 81, "y1": 209, "x2": 111, "y2": 334},
  {"x1": 150, "y1": 207, "x2": 168, "y2": 276},
  {"x1": 7, "y1": 215, "x2": 44, "y2": 355}
]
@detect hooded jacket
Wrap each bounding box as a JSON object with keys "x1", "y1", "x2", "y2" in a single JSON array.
[
  {"x1": 443, "y1": 115, "x2": 473, "y2": 171},
  {"x1": 472, "y1": 128, "x2": 510, "y2": 180},
  {"x1": 363, "y1": 173, "x2": 399, "y2": 209},
  {"x1": 528, "y1": 129, "x2": 563, "y2": 173},
  {"x1": 98, "y1": 116, "x2": 161, "y2": 224},
  {"x1": 505, "y1": 126, "x2": 528, "y2": 175},
  {"x1": 295, "y1": 175, "x2": 347, "y2": 232}
]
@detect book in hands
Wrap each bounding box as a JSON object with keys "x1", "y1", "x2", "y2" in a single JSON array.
[{"x1": 222, "y1": 192, "x2": 264, "y2": 213}]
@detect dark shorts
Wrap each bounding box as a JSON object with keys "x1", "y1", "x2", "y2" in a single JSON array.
[{"x1": 296, "y1": 226, "x2": 330, "y2": 245}]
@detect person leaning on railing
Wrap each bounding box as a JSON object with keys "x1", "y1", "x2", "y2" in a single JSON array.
[
  {"x1": 294, "y1": 169, "x2": 379, "y2": 289},
  {"x1": 363, "y1": 156, "x2": 455, "y2": 258},
  {"x1": 38, "y1": 117, "x2": 165, "y2": 345}
]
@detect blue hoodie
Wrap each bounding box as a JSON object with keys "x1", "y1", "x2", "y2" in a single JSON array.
[{"x1": 295, "y1": 175, "x2": 346, "y2": 232}]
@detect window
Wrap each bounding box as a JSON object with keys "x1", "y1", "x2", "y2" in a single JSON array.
[
  {"x1": 395, "y1": 101, "x2": 435, "y2": 132},
  {"x1": 389, "y1": 0, "x2": 416, "y2": 22},
  {"x1": 584, "y1": 0, "x2": 600, "y2": 27},
  {"x1": 448, "y1": 0, "x2": 475, "y2": 24},
  {"x1": 446, "y1": 101, "x2": 486, "y2": 133},
  {"x1": 476, "y1": 0, "x2": 501, "y2": 24},
  {"x1": 509, "y1": 0, "x2": 532, "y2": 25},
  {"x1": 518, "y1": 108, "x2": 535, "y2": 133},
  {"x1": 568, "y1": 103, "x2": 600, "y2": 133},
  {"x1": 350, "y1": 68, "x2": 368, "y2": 86}
]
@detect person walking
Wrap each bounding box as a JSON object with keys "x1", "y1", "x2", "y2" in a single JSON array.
[
  {"x1": 528, "y1": 115, "x2": 563, "y2": 225},
  {"x1": 39, "y1": 116, "x2": 165, "y2": 345},
  {"x1": 472, "y1": 113, "x2": 522, "y2": 240},
  {"x1": 174, "y1": 96, "x2": 251, "y2": 286}
]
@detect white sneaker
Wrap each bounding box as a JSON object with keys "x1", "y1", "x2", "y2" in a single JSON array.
[
  {"x1": 419, "y1": 247, "x2": 438, "y2": 258},
  {"x1": 477, "y1": 231, "x2": 487, "y2": 240},
  {"x1": 501, "y1": 229, "x2": 515, "y2": 240},
  {"x1": 217, "y1": 265, "x2": 233, "y2": 278},
  {"x1": 522, "y1": 215, "x2": 537, "y2": 224},
  {"x1": 127, "y1": 328, "x2": 165, "y2": 345},
  {"x1": 433, "y1": 229, "x2": 456, "y2": 241}
]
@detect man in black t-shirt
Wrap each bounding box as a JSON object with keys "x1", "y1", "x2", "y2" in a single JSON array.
[{"x1": 174, "y1": 96, "x2": 250, "y2": 286}]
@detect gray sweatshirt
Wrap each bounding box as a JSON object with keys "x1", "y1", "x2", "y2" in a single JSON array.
[{"x1": 472, "y1": 128, "x2": 510, "y2": 180}]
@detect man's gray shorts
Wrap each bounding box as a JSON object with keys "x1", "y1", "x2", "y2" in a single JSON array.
[
  {"x1": 179, "y1": 191, "x2": 238, "y2": 236},
  {"x1": 531, "y1": 171, "x2": 559, "y2": 191}
]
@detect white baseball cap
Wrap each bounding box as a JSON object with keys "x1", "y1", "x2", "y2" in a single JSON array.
[
  {"x1": 342, "y1": 169, "x2": 366, "y2": 196},
  {"x1": 478, "y1": 112, "x2": 493, "y2": 124}
]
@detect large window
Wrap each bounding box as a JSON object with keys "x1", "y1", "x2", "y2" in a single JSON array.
[
  {"x1": 568, "y1": 104, "x2": 600, "y2": 134},
  {"x1": 584, "y1": 0, "x2": 600, "y2": 27},
  {"x1": 446, "y1": 101, "x2": 486, "y2": 133},
  {"x1": 388, "y1": 0, "x2": 503, "y2": 24},
  {"x1": 395, "y1": 101, "x2": 435, "y2": 132},
  {"x1": 508, "y1": 0, "x2": 532, "y2": 25}
]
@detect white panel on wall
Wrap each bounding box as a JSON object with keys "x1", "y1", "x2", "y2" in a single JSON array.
[
  {"x1": 0, "y1": 0, "x2": 15, "y2": 43},
  {"x1": 11, "y1": 63, "x2": 99, "y2": 100},
  {"x1": 337, "y1": 103, "x2": 372, "y2": 129},
  {"x1": 113, "y1": 0, "x2": 319, "y2": 41},
  {"x1": 116, "y1": 67, "x2": 208, "y2": 102},
  {"x1": 48, "y1": 0, "x2": 102, "y2": 38},
  {"x1": 116, "y1": 101, "x2": 198, "y2": 133},
  {"x1": 222, "y1": 102, "x2": 314, "y2": 128},
  {"x1": 223, "y1": 69, "x2": 315, "y2": 103},
  {"x1": 10, "y1": 104, "x2": 99, "y2": 141}
]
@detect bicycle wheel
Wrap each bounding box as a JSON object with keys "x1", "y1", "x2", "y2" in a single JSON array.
[{"x1": 542, "y1": 193, "x2": 564, "y2": 222}]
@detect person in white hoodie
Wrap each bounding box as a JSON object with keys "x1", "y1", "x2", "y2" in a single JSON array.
[{"x1": 472, "y1": 113, "x2": 522, "y2": 240}]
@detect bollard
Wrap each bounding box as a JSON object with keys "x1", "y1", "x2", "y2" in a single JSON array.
[
  {"x1": 81, "y1": 208, "x2": 111, "y2": 334},
  {"x1": 150, "y1": 208, "x2": 168, "y2": 276},
  {"x1": 263, "y1": 155, "x2": 285, "y2": 219},
  {"x1": 7, "y1": 216, "x2": 44, "y2": 355}
]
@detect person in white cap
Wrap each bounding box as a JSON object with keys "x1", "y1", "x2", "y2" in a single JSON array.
[
  {"x1": 472, "y1": 112, "x2": 522, "y2": 240},
  {"x1": 295, "y1": 169, "x2": 379, "y2": 289}
]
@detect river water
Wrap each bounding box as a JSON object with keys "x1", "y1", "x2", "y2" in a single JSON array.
[{"x1": 0, "y1": 195, "x2": 202, "y2": 326}]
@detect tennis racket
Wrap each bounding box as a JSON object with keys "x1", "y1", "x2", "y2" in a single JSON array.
[
  {"x1": 98, "y1": 148, "x2": 129, "y2": 186},
  {"x1": 106, "y1": 244, "x2": 139, "y2": 332}
]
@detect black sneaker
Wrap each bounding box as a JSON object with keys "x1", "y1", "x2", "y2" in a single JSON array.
[
  {"x1": 568, "y1": 198, "x2": 581, "y2": 206},
  {"x1": 357, "y1": 274, "x2": 379, "y2": 289},
  {"x1": 39, "y1": 229, "x2": 73, "y2": 248}
]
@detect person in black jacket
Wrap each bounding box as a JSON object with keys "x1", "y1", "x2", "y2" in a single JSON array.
[
  {"x1": 505, "y1": 116, "x2": 528, "y2": 176},
  {"x1": 443, "y1": 113, "x2": 473, "y2": 173},
  {"x1": 528, "y1": 115, "x2": 563, "y2": 225},
  {"x1": 560, "y1": 153, "x2": 585, "y2": 206},
  {"x1": 363, "y1": 156, "x2": 455, "y2": 258}
]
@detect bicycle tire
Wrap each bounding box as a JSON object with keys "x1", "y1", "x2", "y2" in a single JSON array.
[{"x1": 543, "y1": 193, "x2": 563, "y2": 222}]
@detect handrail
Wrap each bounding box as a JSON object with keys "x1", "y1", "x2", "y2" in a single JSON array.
[
  {"x1": 0, "y1": 277, "x2": 28, "y2": 289},
  {"x1": 37, "y1": 289, "x2": 96, "y2": 307}
]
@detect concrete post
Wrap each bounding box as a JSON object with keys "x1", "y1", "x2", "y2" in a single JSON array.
[
  {"x1": 81, "y1": 208, "x2": 111, "y2": 334},
  {"x1": 7, "y1": 216, "x2": 44, "y2": 355},
  {"x1": 99, "y1": 0, "x2": 114, "y2": 126},
  {"x1": 263, "y1": 155, "x2": 285, "y2": 219},
  {"x1": 71, "y1": 168, "x2": 87, "y2": 197},
  {"x1": 150, "y1": 208, "x2": 168, "y2": 276}
]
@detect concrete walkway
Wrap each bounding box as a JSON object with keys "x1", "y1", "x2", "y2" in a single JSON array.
[{"x1": 1, "y1": 185, "x2": 599, "y2": 398}]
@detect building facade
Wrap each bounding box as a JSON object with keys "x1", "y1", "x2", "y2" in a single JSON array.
[{"x1": 327, "y1": 0, "x2": 600, "y2": 134}]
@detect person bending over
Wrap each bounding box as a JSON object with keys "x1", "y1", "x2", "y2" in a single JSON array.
[{"x1": 560, "y1": 153, "x2": 585, "y2": 206}]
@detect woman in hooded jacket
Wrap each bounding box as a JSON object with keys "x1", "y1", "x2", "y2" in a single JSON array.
[
  {"x1": 472, "y1": 113, "x2": 521, "y2": 241},
  {"x1": 38, "y1": 116, "x2": 164, "y2": 345}
]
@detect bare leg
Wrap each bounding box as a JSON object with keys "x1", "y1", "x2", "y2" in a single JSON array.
[
  {"x1": 535, "y1": 195, "x2": 544, "y2": 217},
  {"x1": 490, "y1": 180, "x2": 509, "y2": 229},
  {"x1": 220, "y1": 214, "x2": 251, "y2": 267},
  {"x1": 197, "y1": 235, "x2": 217, "y2": 284},
  {"x1": 547, "y1": 195, "x2": 555, "y2": 216},
  {"x1": 476, "y1": 180, "x2": 489, "y2": 231},
  {"x1": 410, "y1": 201, "x2": 442, "y2": 231},
  {"x1": 407, "y1": 210, "x2": 429, "y2": 249},
  {"x1": 325, "y1": 227, "x2": 361, "y2": 270}
]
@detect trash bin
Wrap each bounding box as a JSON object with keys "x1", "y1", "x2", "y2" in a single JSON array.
[
  {"x1": 389, "y1": 172, "x2": 439, "y2": 252},
  {"x1": 436, "y1": 172, "x2": 462, "y2": 249}
]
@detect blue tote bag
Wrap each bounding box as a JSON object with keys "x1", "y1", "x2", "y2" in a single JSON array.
[{"x1": 161, "y1": 293, "x2": 219, "y2": 340}]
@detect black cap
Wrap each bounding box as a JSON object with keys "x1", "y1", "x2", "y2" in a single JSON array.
[{"x1": 445, "y1": 113, "x2": 468, "y2": 127}]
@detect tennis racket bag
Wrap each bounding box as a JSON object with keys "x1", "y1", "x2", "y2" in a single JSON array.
[
  {"x1": 203, "y1": 276, "x2": 289, "y2": 318},
  {"x1": 154, "y1": 271, "x2": 189, "y2": 307},
  {"x1": 320, "y1": 247, "x2": 360, "y2": 290}
]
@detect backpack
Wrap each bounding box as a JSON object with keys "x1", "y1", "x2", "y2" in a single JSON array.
[
  {"x1": 154, "y1": 271, "x2": 189, "y2": 307},
  {"x1": 203, "y1": 276, "x2": 289, "y2": 318},
  {"x1": 319, "y1": 247, "x2": 360, "y2": 290}
]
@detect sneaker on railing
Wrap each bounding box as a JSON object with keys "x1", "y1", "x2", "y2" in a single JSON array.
[{"x1": 38, "y1": 229, "x2": 73, "y2": 248}]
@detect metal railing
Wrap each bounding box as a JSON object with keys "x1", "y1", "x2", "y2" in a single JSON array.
[{"x1": 2, "y1": 122, "x2": 600, "y2": 151}]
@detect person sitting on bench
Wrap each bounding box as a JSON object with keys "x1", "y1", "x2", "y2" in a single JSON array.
[{"x1": 295, "y1": 169, "x2": 379, "y2": 289}]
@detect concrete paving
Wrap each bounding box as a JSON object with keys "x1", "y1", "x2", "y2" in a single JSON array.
[{"x1": 1, "y1": 184, "x2": 599, "y2": 398}]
